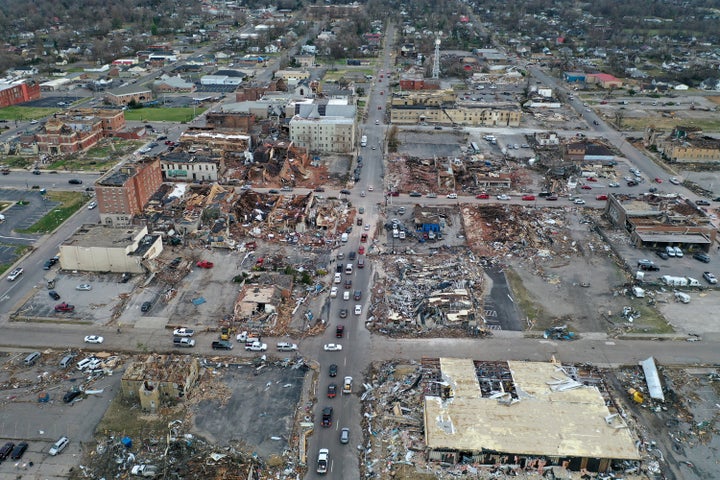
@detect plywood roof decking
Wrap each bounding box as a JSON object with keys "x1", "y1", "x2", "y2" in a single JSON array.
[{"x1": 424, "y1": 360, "x2": 640, "y2": 460}]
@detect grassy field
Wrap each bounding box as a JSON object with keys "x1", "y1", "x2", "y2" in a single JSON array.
[
  {"x1": 17, "y1": 191, "x2": 86, "y2": 234},
  {"x1": 0, "y1": 244, "x2": 31, "y2": 275},
  {"x1": 622, "y1": 116, "x2": 720, "y2": 132},
  {"x1": 0, "y1": 106, "x2": 59, "y2": 121},
  {"x1": 45, "y1": 138, "x2": 143, "y2": 171},
  {"x1": 623, "y1": 302, "x2": 674, "y2": 334},
  {"x1": 95, "y1": 394, "x2": 171, "y2": 439},
  {"x1": 123, "y1": 107, "x2": 206, "y2": 123}
]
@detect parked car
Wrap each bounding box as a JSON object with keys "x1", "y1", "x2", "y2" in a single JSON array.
[
  {"x1": 340, "y1": 428, "x2": 350, "y2": 444},
  {"x1": 703, "y1": 272, "x2": 717, "y2": 284},
  {"x1": 0, "y1": 442, "x2": 14, "y2": 460},
  {"x1": 277, "y1": 342, "x2": 298, "y2": 351},
  {"x1": 245, "y1": 342, "x2": 268, "y2": 352},
  {"x1": 54, "y1": 302, "x2": 75, "y2": 312},
  {"x1": 580, "y1": 184, "x2": 592, "y2": 190},
  {"x1": 353, "y1": 290, "x2": 362, "y2": 301},
  {"x1": 173, "y1": 328, "x2": 195, "y2": 337},
  {"x1": 324, "y1": 344, "x2": 343, "y2": 351},
  {"x1": 76, "y1": 284, "x2": 92, "y2": 291},
  {"x1": 354, "y1": 304, "x2": 362, "y2": 315},
  {"x1": 596, "y1": 195, "x2": 608, "y2": 201},
  {"x1": 68, "y1": 179, "x2": 83, "y2": 185},
  {"x1": 63, "y1": 389, "x2": 83, "y2": 403},
  {"x1": 329, "y1": 364, "x2": 338, "y2": 377},
  {"x1": 48, "y1": 436, "x2": 69, "y2": 455},
  {"x1": 446, "y1": 193, "x2": 458, "y2": 199},
  {"x1": 693, "y1": 252, "x2": 711, "y2": 263},
  {"x1": 196, "y1": 260, "x2": 214, "y2": 268},
  {"x1": 521, "y1": 195, "x2": 535, "y2": 201},
  {"x1": 476, "y1": 193, "x2": 489, "y2": 199},
  {"x1": 342, "y1": 376, "x2": 353, "y2": 394},
  {"x1": 656, "y1": 250, "x2": 670, "y2": 260},
  {"x1": 608, "y1": 182, "x2": 620, "y2": 188},
  {"x1": 339, "y1": 308, "x2": 348, "y2": 318},
  {"x1": 336, "y1": 325, "x2": 344, "y2": 338},
  {"x1": 49, "y1": 290, "x2": 61, "y2": 300},
  {"x1": 669, "y1": 177, "x2": 680, "y2": 185},
  {"x1": 84, "y1": 335, "x2": 104, "y2": 344},
  {"x1": 10, "y1": 442, "x2": 28, "y2": 460},
  {"x1": 43, "y1": 256, "x2": 60, "y2": 270},
  {"x1": 409, "y1": 191, "x2": 422, "y2": 197},
  {"x1": 87, "y1": 201, "x2": 97, "y2": 209},
  {"x1": 211, "y1": 340, "x2": 233, "y2": 350},
  {"x1": 573, "y1": 199, "x2": 586, "y2": 205},
  {"x1": 673, "y1": 246, "x2": 684, "y2": 257},
  {"x1": 141, "y1": 301, "x2": 152, "y2": 312},
  {"x1": 696, "y1": 199, "x2": 711, "y2": 206}
]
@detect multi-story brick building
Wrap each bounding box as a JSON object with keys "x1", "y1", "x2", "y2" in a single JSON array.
[
  {"x1": 34, "y1": 109, "x2": 125, "y2": 154},
  {"x1": 95, "y1": 158, "x2": 163, "y2": 227},
  {"x1": 0, "y1": 80, "x2": 41, "y2": 108}
]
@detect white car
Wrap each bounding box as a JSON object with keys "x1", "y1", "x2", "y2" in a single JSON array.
[
  {"x1": 324, "y1": 343, "x2": 343, "y2": 351},
  {"x1": 669, "y1": 177, "x2": 680, "y2": 185},
  {"x1": 76, "y1": 284, "x2": 92, "y2": 291},
  {"x1": 330, "y1": 286, "x2": 338, "y2": 298},
  {"x1": 496, "y1": 194, "x2": 510, "y2": 200},
  {"x1": 245, "y1": 342, "x2": 268, "y2": 352},
  {"x1": 343, "y1": 376, "x2": 353, "y2": 394},
  {"x1": 608, "y1": 182, "x2": 620, "y2": 188},
  {"x1": 703, "y1": 272, "x2": 717, "y2": 284},
  {"x1": 173, "y1": 328, "x2": 195, "y2": 337},
  {"x1": 354, "y1": 304, "x2": 362, "y2": 315},
  {"x1": 84, "y1": 335, "x2": 104, "y2": 344},
  {"x1": 367, "y1": 185, "x2": 374, "y2": 191},
  {"x1": 447, "y1": 193, "x2": 458, "y2": 199},
  {"x1": 87, "y1": 201, "x2": 97, "y2": 210},
  {"x1": 7, "y1": 267, "x2": 23, "y2": 281},
  {"x1": 574, "y1": 198, "x2": 586, "y2": 205},
  {"x1": 277, "y1": 342, "x2": 298, "y2": 351}
]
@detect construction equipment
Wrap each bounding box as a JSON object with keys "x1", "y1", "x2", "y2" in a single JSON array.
[
  {"x1": 627, "y1": 388, "x2": 644, "y2": 404},
  {"x1": 220, "y1": 327, "x2": 235, "y2": 341}
]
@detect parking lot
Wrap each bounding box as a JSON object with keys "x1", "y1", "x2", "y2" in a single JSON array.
[
  {"x1": 0, "y1": 190, "x2": 56, "y2": 266},
  {"x1": 0, "y1": 350, "x2": 124, "y2": 479},
  {"x1": 193, "y1": 364, "x2": 306, "y2": 457}
]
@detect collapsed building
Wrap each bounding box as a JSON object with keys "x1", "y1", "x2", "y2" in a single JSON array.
[
  {"x1": 121, "y1": 354, "x2": 201, "y2": 412},
  {"x1": 422, "y1": 359, "x2": 640, "y2": 473},
  {"x1": 604, "y1": 194, "x2": 715, "y2": 252}
]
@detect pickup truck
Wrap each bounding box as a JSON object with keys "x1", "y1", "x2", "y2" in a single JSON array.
[
  {"x1": 173, "y1": 337, "x2": 195, "y2": 348},
  {"x1": 245, "y1": 342, "x2": 267, "y2": 352},
  {"x1": 316, "y1": 448, "x2": 329, "y2": 474}
]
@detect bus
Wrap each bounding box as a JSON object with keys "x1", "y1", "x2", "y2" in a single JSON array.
[{"x1": 361, "y1": 135, "x2": 367, "y2": 147}]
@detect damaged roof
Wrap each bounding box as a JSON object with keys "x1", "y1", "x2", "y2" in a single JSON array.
[{"x1": 423, "y1": 359, "x2": 640, "y2": 460}]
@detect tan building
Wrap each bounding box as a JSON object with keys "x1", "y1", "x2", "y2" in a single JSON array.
[
  {"x1": 96, "y1": 158, "x2": 164, "y2": 227},
  {"x1": 121, "y1": 355, "x2": 201, "y2": 412},
  {"x1": 423, "y1": 359, "x2": 639, "y2": 472},
  {"x1": 59, "y1": 225, "x2": 162, "y2": 273},
  {"x1": 104, "y1": 85, "x2": 153, "y2": 106},
  {"x1": 390, "y1": 90, "x2": 521, "y2": 127},
  {"x1": 289, "y1": 116, "x2": 356, "y2": 153},
  {"x1": 656, "y1": 127, "x2": 720, "y2": 163},
  {"x1": 274, "y1": 69, "x2": 311, "y2": 83}
]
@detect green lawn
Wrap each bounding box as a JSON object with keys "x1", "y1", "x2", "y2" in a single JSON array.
[
  {"x1": 0, "y1": 106, "x2": 59, "y2": 121},
  {"x1": 123, "y1": 107, "x2": 206, "y2": 123},
  {"x1": 17, "y1": 191, "x2": 86, "y2": 234}
]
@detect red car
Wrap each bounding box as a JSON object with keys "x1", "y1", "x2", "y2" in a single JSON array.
[
  {"x1": 476, "y1": 193, "x2": 490, "y2": 199},
  {"x1": 580, "y1": 185, "x2": 592, "y2": 190},
  {"x1": 654, "y1": 177, "x2": 663, "y2": 183},
  {"x1": 196, "y1": 261, "x2": 214, "y2": 268},
  {"x1": 586, "y1": 177, "x2": 598, "y2": 182},
  {"x1": 388, "y1": 191, "x2": 399, "y2": 197},
  {"x1": 327, "y1": 384, "x2": 337, "y2": 398},
  {"x1": 521, "y1": 195, "x2": 536, "y2": 201},
  {"x1": 360, "y1": 233, "x2": 368, "y2": 243},
  {"x1": 596, "y1": 194, "x2": 608, "y2": 200},
  {"x1": 358, "y1": 245, "x2": 365, "y2": 255},
  {"x1": 55, "y1": 302, "x2": 75, "y2": 312}
]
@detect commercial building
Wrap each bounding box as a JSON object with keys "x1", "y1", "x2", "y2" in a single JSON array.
[
  {"x1": 289, "y1": 100, "x2": 357, "y2": 153},
  {"x1": 59, "y1": 224, "x2": 162, "y2": 273},
  {"x1": 651, "y1": 126, "x2": 720, "y2": 164},
  {"x1": 423, "y1": 359, "x2": 640, "y2": 473},
  {"x1": 604, "y1": 194, "x2": 715, "y2": 251},
  {"x1": 104, "y1": 85, "x2": 153, "y2": 106},
  {"x1": 96, "y1": 158, "x2": 163, "y2": 227},
  {"x1": 161, "y1": 151, "x2": 220, "y2": 182}
]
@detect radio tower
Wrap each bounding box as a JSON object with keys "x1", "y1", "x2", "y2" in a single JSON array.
[{"x1": 432, "y1": 37, "x2": 441, "y2": 79}]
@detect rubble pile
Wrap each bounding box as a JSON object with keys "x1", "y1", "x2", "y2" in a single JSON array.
[
  {"x1": 368, "y1": 252, "x2": 487, "y2": 336},
  {"x1": 461, "y1": 204, "x2": 572, "y2": 258}
]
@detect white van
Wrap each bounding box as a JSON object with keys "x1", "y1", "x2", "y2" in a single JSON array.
[
  {"x1": 76, "y1": 356, "x2": 95, "y2": 371},
  {"x1": 675, "y1": 292, "x2": 691, "y2": 304},
  {"x1": 24, "y1": 351, "x2": 41, "y2": 366},
  {"x1": 341, "y1": 233, "x2": 349, "y2": 243},
  {"x1": 665, "y1": 246, "x2": 676, "y2": 257}
]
